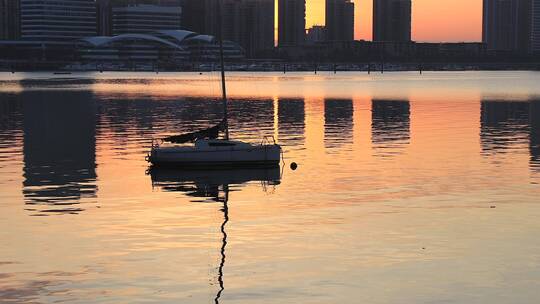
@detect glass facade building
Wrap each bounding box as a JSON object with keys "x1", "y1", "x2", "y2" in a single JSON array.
[
  {"x1": 533, "y1": 0, "x2": 540, "y2": 52},
  {"x1": 112, "y1": 4, "x2": 182, "y2": 35},
  {"x1": 20, "y1": 0, "x2": 96, "y2": 43}
]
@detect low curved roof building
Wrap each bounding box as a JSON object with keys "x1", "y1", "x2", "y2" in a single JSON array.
[
  {"x1": 154, "y1": 30, "x2": 198, "y2": 43},
  {"x1": 154, "y1": 30, "x2": 245, "y2": 61},
  {"x1": 78, "y1": 30, "x2": 245, "y2": 64},
  {"x1": 77, "y1": 33, "x2": 189, "y2": 63}
]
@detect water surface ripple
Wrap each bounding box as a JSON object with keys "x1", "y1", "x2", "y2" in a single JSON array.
[{"x1": 1, "y1": 71, "x2": 540, "y2": 304}]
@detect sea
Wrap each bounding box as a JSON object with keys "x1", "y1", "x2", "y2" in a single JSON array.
[{"x1": 1, "y1": 71, "x2": 539, "y2": 303}]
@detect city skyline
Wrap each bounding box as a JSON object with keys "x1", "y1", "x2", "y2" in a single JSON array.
[
  {"x1": 1, "y1": 0, "x2": 495, "y2": 43},
  {"x1": 304, "y1": 0, "x2": 482, "y2": 42}
]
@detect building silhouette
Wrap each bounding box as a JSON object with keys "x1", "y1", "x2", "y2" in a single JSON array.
[
  {"x1": 97, "y1": 0, "x2": 114, "y2": 36},
  {"x1": 19, "y1": 0, "x2": 97, "y2": 43},
  {"x1": 112, "y1": 4, "x2": 182, "y2": 35},
  {"x1": 97, "y1": 1, "x2": 183, "y2": 36},
  {"x1": 0, "y1": 0, "x2": 20, "y2": 40},
  {"x1": 181, "y1": 0, "x2": 274, "y2": 57},
  {"x1": 325, "y1": 0, "x2": 354, "y2": 41},
  {"x1": 533, "y1": 0, "x2": 540, "y2": 52},
  {"x1": 181, "y1": 0, "x2": 219, "y2": 35},
  {"x1": 221, "y1": 0, "x2": 244, "y2": 46},
  {"x1": 239, "y1": 0, "x2": 275, "y2": 56},
  {"x1": 373, "y1": 0, "x2": 411, "y2": 42},
  {"x1": 306, "y1": 26, "x2": 326, "y2": 43},
  {"x1": 278, "y1": 0, "x2": 306, "y2": 47},
  {"x1": 482, "y1": 0, "x2": 532, "y2": 52}
]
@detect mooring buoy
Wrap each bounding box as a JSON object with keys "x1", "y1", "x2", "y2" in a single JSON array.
[{"x1": 290, "y1": 162, "x2": 298, "y2": 170}]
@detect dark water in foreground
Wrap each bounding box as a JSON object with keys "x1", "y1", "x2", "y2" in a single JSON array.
[{"x1": 1, "y1": 71, "x2": 540, "y2": 303}]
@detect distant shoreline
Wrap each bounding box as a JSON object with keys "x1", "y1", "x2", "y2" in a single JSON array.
[{"x1": 1, "y1": 61, "x2": 540, "y2": 73}]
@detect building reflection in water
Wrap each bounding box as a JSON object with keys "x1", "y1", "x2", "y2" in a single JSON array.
[
  {"x1": 97, "y1": 97, "x2": 224, "y2": 142},
  {"x1": 371, "y1": 99, "x2": 410, "y2": 157},
  {"x1": 530, "y1": 100, "x2": 540, "y2": 172},
  {"x1": 149, "y1": 167, "x2": 281, "y2": 303},
  {"x1": 278, "y1": 99, "x2": 305, "y2": 147},
  {"x1": 22, "y1": 91, "x2": 97, "y2": 215},
  {"x1": 228, "y1": 98, "x2": 274, "y2": 140},
  {"x1": 480, "y1": 100, "x2": 530, "y2": 156},
  {"x1": 0, "y1": 93, "x2": 24, "y2": 159},
  {"x1": 324, "y1": 99, "x2": 353, "y2": 149},
  {"x1": 96, "y1": 97, "x2": 276, "y2": 146}
]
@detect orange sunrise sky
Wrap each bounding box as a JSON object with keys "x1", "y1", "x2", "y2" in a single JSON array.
[{"x1": 304, "y1": 0, "x2": 483, "y2": 42}]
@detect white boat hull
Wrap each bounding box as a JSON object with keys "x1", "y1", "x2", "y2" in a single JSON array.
[{"x1": 148, "y1": 140, "x2": 281, "y2": 168}]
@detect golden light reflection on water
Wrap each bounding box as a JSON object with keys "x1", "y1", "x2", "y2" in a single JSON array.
[{"x1": 1, "y1": 72, "x2": 540, "y2": 303}]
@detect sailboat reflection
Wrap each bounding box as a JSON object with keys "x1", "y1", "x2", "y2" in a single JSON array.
[{"x1": 149, "y1": 167, "x2": 281, "y2": 303}]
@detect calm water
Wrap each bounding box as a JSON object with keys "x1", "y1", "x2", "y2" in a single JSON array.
[{"x1": 1, "y1": 71, "x2": 540, "y2": 304}]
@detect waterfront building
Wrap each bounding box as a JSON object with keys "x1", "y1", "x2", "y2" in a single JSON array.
[
  {"x1": 0, "y1": 0, "x2": 20, "y2": 40},
  {"x1": 373, "y1": 0, "x2": 411, "y2": 42},
  {"x1": 278, "y1": 0, "x2": 306, "y2": 47},
  {"x1": 78, "y1": 33, "x2": 187, "y2": 63},
  {"x1": 19, "y1": 0, "x2": 96, "y2": 43},
  {"x1": 482, "y1": 0, "x2": 532, "y2": 52},
  {"x1": 533, "y1": 0, "x2": 540, "y2": 52},
  {"x1": 112, "y1": 4, "x2": 182, "y2": 35},
  {"x1": 325, "y1": 0, "x2": 354, "y2": 41},
  {"x1": 77, "y1": 30, "x2": 244, "y2": 63}
]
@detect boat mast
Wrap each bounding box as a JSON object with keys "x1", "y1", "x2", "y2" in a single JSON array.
[{"x1": 217, "y1": 0, "x2": 229, "y2": 140}]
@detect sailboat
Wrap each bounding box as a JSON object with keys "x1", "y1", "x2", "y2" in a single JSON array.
[{"x1": 147, "y1": 3, "x2": 281, "y2": 169}]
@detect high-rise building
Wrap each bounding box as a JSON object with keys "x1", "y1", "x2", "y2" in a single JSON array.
[
  {"x1": 181, "y1": 0, "x2": 219, "y2": 35},
  {"x1": 19, "y1": 0, "x2": 96, "y2": 43},
  {"x1": 112, "y1": 4, "x2": 182, "y2": 35},
  {"x1": 325, "y1": 0, "x2": 354, "y2": 41},
  {"x1": 1, "y1": 0, "x2": 7, "y2": 39},
  {"x1": 181, "y1": 0, "x2": 274, "y2": 56},
  {"x1": 278, "y1": 0, "x2": 305, "y2": 47},
  {"x1": 483, "y1": 0, "x2": 532, "y2": 52},
  {"x1": 97, "y1": 0, "x2": 113, "y2": 36},
  {"x1": 97, "y1": 1, "x2": 183, "y2": 36},
  {"x1": 1, "y1": 0, "x2": 20, "y2": 40},
  {"x1": 532, "y1": 0, "x2": 540, "y2": 52},
  {"x1": 222, "y1": 0, "x2": 243, "y2": 43},
  {"x1": 238, "y1": 0, "x2": 275, "y2": 55},
  {"x1": 373, "y1": 0, "x2": 411, "y2": 42}
]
